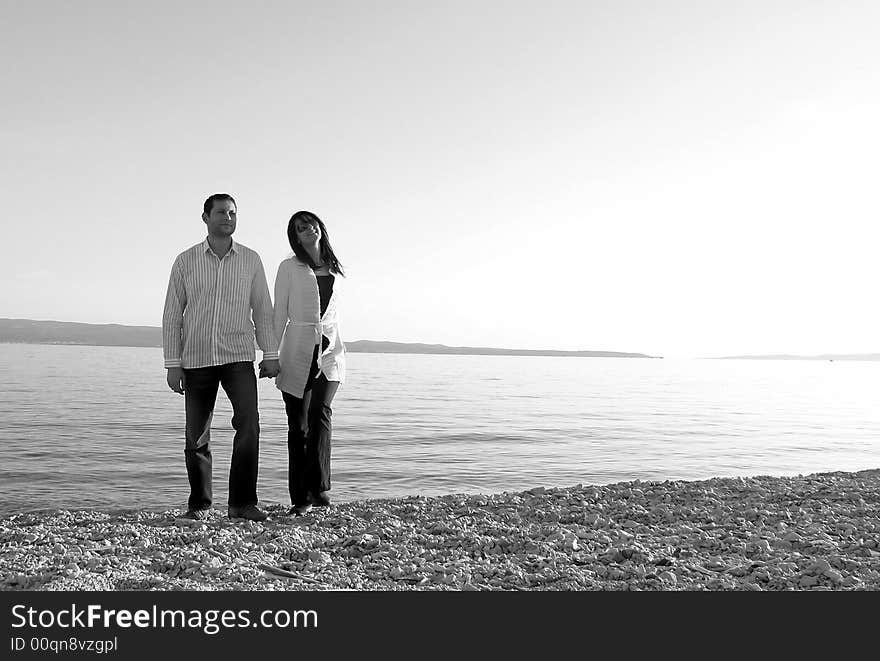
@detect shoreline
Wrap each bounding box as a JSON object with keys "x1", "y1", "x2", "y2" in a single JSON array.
[{"x1": 2, "y1": 469, "x2": 879, "y2": 591}]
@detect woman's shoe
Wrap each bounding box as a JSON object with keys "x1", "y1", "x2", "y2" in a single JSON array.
[
  {"x1": 290, "y1": 502, "x2": 313, "y2": 516},
  {"x1": 309, "y1": 491, "x2": 331, "y2": 507}
]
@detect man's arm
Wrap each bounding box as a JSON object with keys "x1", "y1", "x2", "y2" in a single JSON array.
[
  {"x1": 251, "y1": 256, "x2": 280, "y2": 377},
  {"x1": 162, "y1": 257, "x2": 187, "y2": 393}
]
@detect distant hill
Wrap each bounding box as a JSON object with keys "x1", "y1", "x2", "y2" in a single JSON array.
[
  {"x1": 344, "y1": 340, "x2": 655, "y2": 358},
  {"x1": 0, "y1": 318, "x2": 162, "y2": 347},
  {"x1": 716, "y1": 353, "x2": 880, "y2": 361},
  {"x1": 0, "y1": 318, "x2": 657, "y2": 358}
]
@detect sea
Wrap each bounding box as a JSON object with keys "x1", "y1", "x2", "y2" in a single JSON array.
[{"x1": 1, "y1": 343, "x2": 878, "y2": 516}]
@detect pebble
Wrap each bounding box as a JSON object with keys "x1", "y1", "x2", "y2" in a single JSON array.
[
  {"x1": 1, "y1": 469, "x2": 878, "y2": 591},
  {"x1": 658, "y1": 571, "x2": 677, "y2": 584},
  {"x1": 808, "y1": 559, "x2": 832, "y2": 574}
]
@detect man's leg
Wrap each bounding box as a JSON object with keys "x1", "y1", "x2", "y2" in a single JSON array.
[
  {"x1": 305, "y1": 374, "x2": 339, "y2": 496},
  {"x1": 220, "y1": 361, "x2": 260, "y2": 508},
  {"x1": 183, "y1": 366, "x2": 221, "y2": 511}
]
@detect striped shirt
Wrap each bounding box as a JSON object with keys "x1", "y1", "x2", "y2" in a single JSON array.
[{"x1": 162, "y1": 239, "x2": 279, "y2": 369}]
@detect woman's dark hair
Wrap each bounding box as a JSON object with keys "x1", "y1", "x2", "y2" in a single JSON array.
[{"x1": 287, "y1": 210, "x2": 345, "y2": 276}]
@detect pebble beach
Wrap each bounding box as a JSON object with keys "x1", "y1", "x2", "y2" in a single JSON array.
[{"x1": 2, "y1": 470, "x2": 879, "y2": 591}]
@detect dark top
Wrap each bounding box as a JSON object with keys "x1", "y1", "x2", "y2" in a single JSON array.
[
  {"x1": 316, "y1": 274, "x2": 334, "y2": 316},
  {"x1": 316, "y1": 274, "x2": 334, "y2": 353}
]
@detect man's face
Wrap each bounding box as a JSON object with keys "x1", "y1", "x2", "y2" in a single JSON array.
[{"x1": 203, "y1": 199, "x2": 237, "y2": 237}]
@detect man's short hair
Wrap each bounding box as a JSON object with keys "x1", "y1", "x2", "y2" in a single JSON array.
[{"x1": 203, "y1": 193, "x2": 237, "y2": 216}]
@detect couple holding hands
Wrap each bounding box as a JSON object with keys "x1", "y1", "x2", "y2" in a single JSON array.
[{"x1": 162, "y1": 193, "x2": 345, "y2": 521}]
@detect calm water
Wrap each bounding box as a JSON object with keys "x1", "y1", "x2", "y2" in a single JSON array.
[{"x1": 1, "y1": 343, "x2": 878, "y2": 515}]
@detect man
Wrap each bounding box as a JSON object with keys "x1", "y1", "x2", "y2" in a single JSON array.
[{"x1": 162, "y1": 193, "x2": 280, "y2": 521}]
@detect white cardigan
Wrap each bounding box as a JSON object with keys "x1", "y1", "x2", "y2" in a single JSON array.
[{"x1": 273, "y1": 256, "x2": 346, "y2": 397}]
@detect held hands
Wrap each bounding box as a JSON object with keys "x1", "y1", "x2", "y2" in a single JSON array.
[
  {"x1": 258, "y1": 359, "x2": 281, "y2": 379},
  {"x1": 167, "y1": 362, "x2": 278, "y2": 391},
  {"x1": 166, "y1": 367, "x2": 186, "y2": 394}
]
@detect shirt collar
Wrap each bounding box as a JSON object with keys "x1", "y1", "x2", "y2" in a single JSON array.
[{"x1": 202, "y1": 238, "x2": 238, "y2": 256}]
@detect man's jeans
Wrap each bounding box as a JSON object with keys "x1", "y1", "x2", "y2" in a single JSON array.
[{"x1": 183, "y1": 361, "x2": 260, "y2": 511}]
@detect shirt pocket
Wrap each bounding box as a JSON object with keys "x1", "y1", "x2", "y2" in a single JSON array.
[{"x1": 226, "y1": 271, "x2": 252, "y2": 305}]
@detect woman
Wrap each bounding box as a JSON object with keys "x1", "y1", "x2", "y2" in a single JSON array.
[{"x1": 273, "y1": 210, "x2": 346, "y2": 515}]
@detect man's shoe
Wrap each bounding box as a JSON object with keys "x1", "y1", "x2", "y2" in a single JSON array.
[
  {"x1": 228, "y1": 504, "x2": 268, "y2": 522},
  {"x1": 290, "y1": 502, "x2": 313, "y2": 516},
  {"x1": 309, "y1": 491, "x2": 331, "y2": 507},
  {"x1": 180, "y1": 508, "x2": 210, "y2": 520}
]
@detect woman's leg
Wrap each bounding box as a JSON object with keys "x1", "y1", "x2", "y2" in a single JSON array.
[
  {"x1": 305, "y1": 374, "x2": 339, "y2": 499},
  {"x1": 282, "y1": 390, "x2": 311, "y2": 506}
]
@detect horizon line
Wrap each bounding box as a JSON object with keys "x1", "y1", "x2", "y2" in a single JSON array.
[{"x1": 2, "y1": 317, "x2": 879, "y2": 359}]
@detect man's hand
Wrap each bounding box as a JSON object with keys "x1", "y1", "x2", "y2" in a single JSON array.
[
  {"x1": 166, "y1": 367, "x2": 186, "y2": 394},
  {"x1": 258, "y1": 359, "x2": 280, "y2": 379}
]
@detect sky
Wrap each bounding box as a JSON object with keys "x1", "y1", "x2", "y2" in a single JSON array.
[{"x1": 2, "y1": 0, "x2": 879, "y2": 358}]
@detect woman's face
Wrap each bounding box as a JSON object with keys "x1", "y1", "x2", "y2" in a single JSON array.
[{"x1": 294, "y1": 218, "x2": 321, "y2": 246}]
